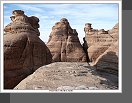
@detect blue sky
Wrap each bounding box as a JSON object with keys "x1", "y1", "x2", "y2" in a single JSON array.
[{"x1": 4, "y1": 3, "x2": 118, "y2": 43}]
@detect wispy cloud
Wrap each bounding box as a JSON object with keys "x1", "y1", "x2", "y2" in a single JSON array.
[
  {"x1": 4, "y1": 3, "x2": 119, "y2": 42},
  {"x1": 14, "y1": 4, "x2": 44, "y2": 13},
  {"x1": 4, "y1": 5, "x2": 7, "y2": 9},
  {"x1": 4, "y1": 15, "x2": 10, "y2": 19}
]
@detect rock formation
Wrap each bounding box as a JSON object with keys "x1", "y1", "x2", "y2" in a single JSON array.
[
  {"x1": 47, "y1": 18, "x2": 87, "y2": 62},
  {"x1": 95, "y1": 42, "x2": 118, "y2": 75},
  {"x1": 83, "y1": 23, "x2": 119, "y2": 74},
  {"x1": 14, "y1": 62, "x2": 118, "y2": 90},
  {"x1": 4, "y1": 10, "x2": 52, "y2": 89}
]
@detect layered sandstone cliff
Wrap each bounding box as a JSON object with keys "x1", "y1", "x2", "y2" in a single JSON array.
[
  {"x1": 83, "y1": 23, "x2": 119, "y2": 74},
  {"x1": 47, "y1": 18, "x2": 87, "y2": 62},
  {"x1": 4, "y1": 10, "x2": 52, "y2": 89}
]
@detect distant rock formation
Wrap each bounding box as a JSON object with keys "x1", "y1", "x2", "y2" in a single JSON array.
[
  {"x1": 47, "y1": 18, "x2": 87, "y2": 62},
  {"x1": 83, "y1": 23, "x2": 119, "y2": 74},
  {"x1": 4, "y1": 10, "x2": 52, "y2": 89}
]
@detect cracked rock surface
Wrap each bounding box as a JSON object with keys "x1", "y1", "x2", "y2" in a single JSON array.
[{"x1": 14, "y1": 62, "x2": 118, "y2": 90}]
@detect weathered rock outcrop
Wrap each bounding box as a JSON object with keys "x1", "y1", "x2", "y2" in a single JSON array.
[
  {"x1": 14, "y1": 62, "x2": 118, "y2": 90},
  {"x1": 83, "y1": 23, "x2": 119, "y2": 74},
  {"x1": 4, "y1": 10, "x2": 52, "y2": 89},
  {"x1": 95, "y1": 42, "x2": 118, "y2": 75},
  {"x1": 47, "y1": 18, "x2": 87, "y2": 62}
]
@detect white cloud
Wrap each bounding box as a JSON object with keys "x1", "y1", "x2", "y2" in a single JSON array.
[
  {"x1": 16, "y1": 4, "x2": 44, "y2": 13},
  {"x1": 4, "y1": 4, "x2": 119, "y2": 43},
  {"x1": 4, "y1": 16, "x2": 10, "y2": 19},
  {"x1": 4, "y1": 6, "x2": 7, "y2": 9}
]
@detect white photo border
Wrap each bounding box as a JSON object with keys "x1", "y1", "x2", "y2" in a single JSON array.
[{"x1": 0, "y1": 0, "x2": 122, "y2": 93}]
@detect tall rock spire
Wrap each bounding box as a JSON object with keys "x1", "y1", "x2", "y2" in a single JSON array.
[{"x1": 47, "y1": 18, "x2": 87, "y2": 62}]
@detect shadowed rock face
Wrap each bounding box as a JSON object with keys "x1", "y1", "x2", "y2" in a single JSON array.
[
  {"x1": 47, "y1": 18, "x2": 87, "y2": 62},
  {"x1": 95, "y1": 42, "x2": 118, "y2": 75},
  {"x1": 83, "y1": 23, "x2": 119, "y2": 74},
  {"x1": 4, "y1": 10, "x2": 52, "y2": 89}
]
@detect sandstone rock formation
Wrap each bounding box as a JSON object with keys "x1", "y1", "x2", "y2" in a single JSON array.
[
  {"x1": 83, "y1": 23, "x2": 119, "y2": 74},
  {"x1": 95, "y1": 42, "x2": 118, "y2": 75},
  {"x1": 47, "y1": 18, "x2": 87, "y2": 62},
  {"x1": 14, "y1": 62, "x2": 118, "y2": 90},
  {"x1": 4, "y1": 10, "x2": 52, "y2": 89}
]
